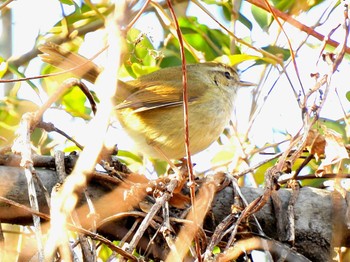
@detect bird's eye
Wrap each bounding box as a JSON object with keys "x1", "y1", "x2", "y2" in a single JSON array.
[{"x1": 224, "y1": 71, "x2": 231, "y2": 79}]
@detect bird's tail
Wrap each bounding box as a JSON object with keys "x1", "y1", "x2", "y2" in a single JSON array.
[{"x1": 38, "y1": 43, "x2": 101, "y2": 83}]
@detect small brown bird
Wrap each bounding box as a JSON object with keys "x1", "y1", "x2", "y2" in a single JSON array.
[{"x1": 39, "y1": 44, "x2": 253, "y2": 159}]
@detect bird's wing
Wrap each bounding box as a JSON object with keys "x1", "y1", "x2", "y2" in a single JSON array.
[{"x1": 116, "y1": 80, "x2": 199, "y2": 113}]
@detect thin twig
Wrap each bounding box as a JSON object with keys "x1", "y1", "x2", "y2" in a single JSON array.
[
  {"x1": 262, "y1": 0, "x2": 305, "y2": 95},
  {"x1": 234, "y1": 152, "x2": 284, "y2": 178},
  {"x1": 44, "y1": 1, "x2": 125, "y2": 259},
  {"x1": 217, "y1": 236, "x2": 311, "y2": 262},
  {"x1": 125, "y1": 0, "x2": 152, "y2": 31},
  {"x1": 0, "y1": 0, "x2": 14, "y2": 10},
  {"x1": 192, "y1": 0, "x2": 282, "y2": 64},
  {"x1": 37, "y1": 121, "x2": 84, "y2": 150},
  {"x1": 166, "y1": 1, "x2": 201, "y2": 261},
  {"x1": 1, "y1": 45, "x2": 106, "y2": 84},
  {"x1": 0, "y1": 195, "x2": 138, "y2": 261},
  {"x1": 11, "y1": 112, "x2": 45, "y2": 261},
  {"x1": 126, "y1": 176, "x2": 179, "y2": 252},
  {"x1": 247, "y1": 0, "x2": 350, "y2": 54}
]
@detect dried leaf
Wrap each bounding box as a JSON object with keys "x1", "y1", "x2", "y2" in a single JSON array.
[
  {"x1": 305, "y1": 129, "x2": 326, "y2": 161},
  {"x1": 316, "y1": 129, "x2": 349, "y2": 176}
]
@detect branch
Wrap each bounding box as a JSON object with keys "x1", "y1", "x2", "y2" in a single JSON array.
[
  {"x1": 247, "y1": 0, "x2": 350, "y2": 54},
  {"x1": 7, "y1": 19, "x2": 104, "y2": 68},
  {"x1": 0, "y1": 166, "x2": 349, "y2": 261}
]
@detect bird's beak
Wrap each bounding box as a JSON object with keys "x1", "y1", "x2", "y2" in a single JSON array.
[{"x1": 239, "y1": 80, "x2": 256, "y2": 87}]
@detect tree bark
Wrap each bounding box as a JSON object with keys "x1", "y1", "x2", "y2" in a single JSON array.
[{"x1": 0, "y1": 166, "x2": 349, "y2": 261}]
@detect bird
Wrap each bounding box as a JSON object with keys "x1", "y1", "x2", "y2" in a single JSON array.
[{"x1": 39, "y1": 43, "x2": 253, "y2": 159}]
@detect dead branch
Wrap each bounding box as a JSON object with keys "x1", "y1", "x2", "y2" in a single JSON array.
[{"x1": 0, "y1": 165, "x2": 349, "y2": 261}]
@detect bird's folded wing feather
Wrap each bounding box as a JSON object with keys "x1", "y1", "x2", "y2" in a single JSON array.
[{"x1": 116, "y1": 81, "x2": 199, "y2": 112}]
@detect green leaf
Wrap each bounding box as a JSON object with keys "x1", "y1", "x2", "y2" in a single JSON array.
[
  {"x1": 159, "y1": 16, "x2": 232, "y2": 66},
  {"x1": 59, "y1": 0, "x2": 75, "y2": 5},
  {"x1": 222, "y1": 1, "x2": 234, "y2": 21},
  {"x1": 117, "y1": 150, "x2": 143, "y2": 163},
  {"x1": 117, "y1": 150, "x2": 144, "y2": 173},
  {"x1": 202, "y1": 0, "x2": 226, "y2": 4},
  {"x1": 0, "y1": 97, "x2": 39, "y2": 146},
  {"x1": 238, "y1": 12, "x2": 253, "y2": 31},
  {"x1": 262, "y1": 45, "x2": 291, "y2": 61},
  {"x1": 124, "y1": 28, "x2": 158, "y2": 77},
  {"x1": 160, "y1": 38, "x2": 197, "y2": 68},
  {"x1": 98, "y1": 241, "x2": 120, "y2": 260},
  {"x1": 251, "y1": 4, "x2": 272, "y2": 30},
  {"x1": 61, "y1": 86, "x2": 91, "y2": 119},
  {"x1": 8, "y1": 63, "x2": 40, "y2": 96},
  {"x1": 212, "y1": 246, "x2": 221, "y2": 255},
  {"x1": 211, "y1": 150, "x2": 235, "y2": 165},
  {"x1": 346, "y1": 91, "x2": 350, "y2": 102},
  {"x1": 202, "y1": 0, "x2": 233, "y2": 22},
  {"x1": 273, "y1": 0, "x2": 294, "y2": 12},
  {"x1": 50, "y1": 3, "x2": 111, "y2": 35},
  {"x1": 255, "y1": 158, "x2": 277, "y2": 185},
  {"x1": 126, "y1": 28, "x2": 156, "y2": 63},
  {"x1": 272, "y1": 0, "x2": 326, "y2": 14},
  {"x1": 150, "y1": 158, "x2": 168, "y2": 176},
  {"x1": 318, "y1": 118, "x2": 347, "y2": 141},
  {"x1": 131, "y1": 63, "x2": 159, "y2": 78},
  {"x1": 178, "y1": 17, "x2": 230, "y2": 61}
]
